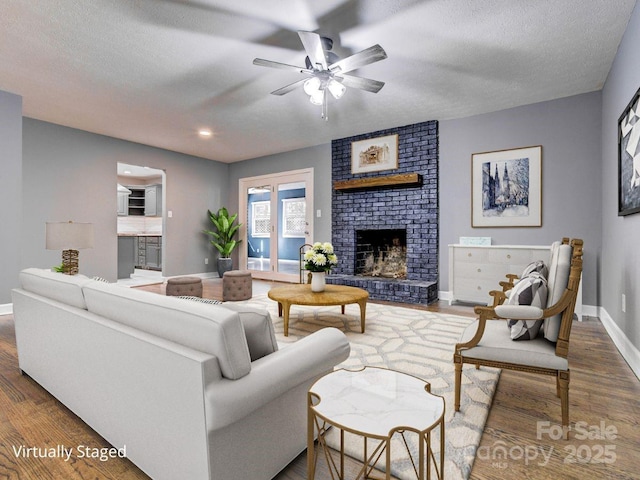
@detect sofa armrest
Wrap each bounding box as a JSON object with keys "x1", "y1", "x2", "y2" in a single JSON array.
[{"x1": 204, "y1": 327, "x2": 350, "y2": 431}]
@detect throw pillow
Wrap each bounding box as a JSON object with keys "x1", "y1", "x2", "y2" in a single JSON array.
[
  {"x1": 521, "y1": 260, "x2": 548, "y2": 279},
  {"x1": 176, "y1": 295, "x2": 222, "y2": 305},
  {"x1": 506, "y1": 272, "x2": 548, "y2": 341},
  {"x1": 92, "y1": 276, "x2": 111, "y2": 283}
]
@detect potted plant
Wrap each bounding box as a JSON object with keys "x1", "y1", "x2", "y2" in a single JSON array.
[
  {"x1": 204, "y1": 207, "x2": 242, "y2": 278},
  {"x1": 303, "y1": 242, "x2": 338, "y2": 292}
]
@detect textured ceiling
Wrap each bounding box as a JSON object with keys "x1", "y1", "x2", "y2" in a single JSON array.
[{"x1": 0, "y1": 0, "x2": 636, "y2": 163}]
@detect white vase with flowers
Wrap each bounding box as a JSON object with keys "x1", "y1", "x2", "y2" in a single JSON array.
[{"x1": 303, "y1": 242, "x2": 338, "y2": 292}]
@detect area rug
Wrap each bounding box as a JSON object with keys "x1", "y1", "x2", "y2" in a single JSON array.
[{"x1": 237, "y1": 295, "x2": 500, "y2": 479}]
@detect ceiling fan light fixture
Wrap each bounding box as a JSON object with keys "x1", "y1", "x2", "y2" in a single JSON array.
[
  {"x1": 253, "y1": 31, "x2": 387, "y2": 120},
  {"x1": 327, "y1": 79, "x2": 346, "y2": 99},
  {"x1": 309, "y1": 89, "x2": 324, "y2": 105},
  {"x1": 303, "y1": 77, "x2": 322, "y2": 95}
]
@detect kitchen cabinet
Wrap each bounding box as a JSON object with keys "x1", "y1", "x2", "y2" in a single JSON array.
[
  {"x1": 145, "y1": 184, "x2": 162, "y2": 216},
  {"x1": 117, "y1": 236, "x2": 135, "y2": 279},
  {"x1": 126, "y1": 187, "x2": 146, "y2": 216},
  {"x1": 135, "y1": 236, "x2": 162, "y2": 270},
  {"x1": 117, "y1": 184, "x2": 131, "y2": 216},
  {"x1": 117, "y1": 192, "x2": 129, "y2": 216}
]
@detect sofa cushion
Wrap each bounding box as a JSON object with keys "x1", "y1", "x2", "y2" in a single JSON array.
[
  {"x1": 219, "y1": 303, "x2": 278, "y2": 361},
  {"x1": 82, "y1": 281, "x2": 252, "y2": 380},
  {"x1": 174, "y1": 298, "x2": 276, "y2": 361},
  {"x1": 506, "y1": 272, "x2": 548, "y2": 340},
  {"x1": 19, "y1": 268, "x2": 92, "y2": 310},
  {"x1": 543, "y1": 243, "x2": 573, "y2": 342}
]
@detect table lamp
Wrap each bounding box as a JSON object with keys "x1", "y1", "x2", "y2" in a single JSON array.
[{"x1": 45, "y1": 221, "x2": 94, "y2": 275}]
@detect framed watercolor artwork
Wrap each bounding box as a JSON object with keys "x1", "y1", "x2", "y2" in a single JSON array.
[{"x1": 471, "y1": 145, "x2": 542, "y2": 227}]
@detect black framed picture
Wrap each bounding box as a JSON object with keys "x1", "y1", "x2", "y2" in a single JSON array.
[{"x1": 618, "y1": 86, "x2": 640, "y2": 216}]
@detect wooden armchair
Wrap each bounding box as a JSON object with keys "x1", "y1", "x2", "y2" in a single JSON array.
[{"x1": 453, "y1": 238, "x2": 583, "y2": 438}]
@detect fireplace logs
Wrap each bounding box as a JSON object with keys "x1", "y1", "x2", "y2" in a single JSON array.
[{"x1": 356, "y1": 229, "x2": 407, "y2": 279}]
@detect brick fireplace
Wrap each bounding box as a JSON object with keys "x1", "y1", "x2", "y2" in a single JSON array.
[{"x1": 328, "y1": 121, "x2": 439, "y2": 304}]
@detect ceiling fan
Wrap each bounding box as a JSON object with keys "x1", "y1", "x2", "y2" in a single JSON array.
[{"x1": 253, "y1": 31, "x2": 387, "y2": 120}]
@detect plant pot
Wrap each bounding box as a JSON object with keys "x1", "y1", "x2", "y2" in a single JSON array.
[
  {"x1": 310, "y1": 271, "x2": 326, "y2": 292},
  {"x1": 217, "y1": 258, "x2": 233, "y2": 278}
]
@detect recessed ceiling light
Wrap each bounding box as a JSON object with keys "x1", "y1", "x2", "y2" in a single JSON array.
[
  {"x1": 198, "y1": 129, "x2": 212, "y2": 138},
  {"x1": 123, "y1": 170, "x2": 132, "y2": 175}
]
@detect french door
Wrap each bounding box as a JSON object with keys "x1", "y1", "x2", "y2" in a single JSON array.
[{"x1": 239, "y1": 168, "x2": 314, "y2": 282}]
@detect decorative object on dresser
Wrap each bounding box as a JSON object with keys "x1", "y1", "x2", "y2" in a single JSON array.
[
  {"x1": 45, "y1": 221, "x2": 94, "y2": 275},
  {"x1": 471, "y1": 145, "x2": 542, "y2": 227},
  {"x1": 618, "y1": 86, "x2": 640, "y2": 216},
  {"x1": 453, "y1": 238, "x2": 583, "y2": 438},
  {"x1": 447, "y1": 243, "x2": 583, "y2": 320}
]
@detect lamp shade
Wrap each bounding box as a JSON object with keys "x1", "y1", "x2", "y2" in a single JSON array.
[{"x1": 46, "y1": 222, "x2": 94, "y2": 250}]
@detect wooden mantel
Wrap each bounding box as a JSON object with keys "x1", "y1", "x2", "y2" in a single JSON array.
[{"x1": 333, "y1": 173, "x2": 422, "y2": 191}]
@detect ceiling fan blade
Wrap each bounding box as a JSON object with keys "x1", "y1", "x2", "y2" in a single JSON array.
[
  {"x1": 329, "y1": 44, "x2": 387, "y2": 74},
  {"x1": 253, "y1": 58, "x2": 312, "y2": 75},
  {"x1": 298, "y1": 31, "x2": 328, "y2": 71},
  {"x1": 335, "y1": 74, "x2": 385, "y2": 93},
  {"x1": 270, "y1": 78, "x2": 309, "y2": 96}
]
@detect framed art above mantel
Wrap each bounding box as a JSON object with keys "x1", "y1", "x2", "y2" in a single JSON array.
[
  {"x1": 471, "y1": 145, "x2": 542, "y2": 228},
  {"x1": 618, "y1": 86, "x2": 640, "y2": 217},
  {"x1": 351, "y1": 134, "x2": 398, "y2": 174}
]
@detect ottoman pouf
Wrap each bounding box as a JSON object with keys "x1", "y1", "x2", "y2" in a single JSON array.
[
  {"x1": 166, "y1": 276, "x2": 203, "y2": 298},
  {"x1": 222, "y1": 270, "x2": 252, "y2": 301}
]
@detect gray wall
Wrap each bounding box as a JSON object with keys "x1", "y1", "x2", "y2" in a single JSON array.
[
  {"x1": 227, "y1": 143, "x2": 332, "y2": 246},
  {"x1": 21, "y1": 118, "x2": 229, "y2": 282},
  {"x1": 601, "y1": 2, "x2": 640, "y2": 349},
  {"x1": 439, "y1": 91, "x2": 602, "y2": 306},
  {"x1": 0, "y1": 90, "x2": 23, "y2": 304}
]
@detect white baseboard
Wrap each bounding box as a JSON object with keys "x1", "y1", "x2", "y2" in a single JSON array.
[
  {"x1": 0, "y1": 303, "x2": 13, "y2": 316},
  {"x1": 598, "y1": 307, "x2": 640, "y2": 381},
  {"x1": 438, "y1": 290, "x2": 453, "y2": 303},
  {"x1": 581, "y1": 304, "x2": 599, "y2": 317}
]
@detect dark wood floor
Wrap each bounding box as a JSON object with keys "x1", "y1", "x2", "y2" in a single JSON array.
[{"x1": 1, "y1": 279, "x2": 639, "y2": 479}]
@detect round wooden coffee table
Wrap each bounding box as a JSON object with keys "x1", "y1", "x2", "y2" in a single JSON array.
[{"x1": 267, "y1": 284, "x2": 368, "y2": 336}]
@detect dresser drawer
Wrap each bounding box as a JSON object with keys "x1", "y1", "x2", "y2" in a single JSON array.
[
  {"x1": 453, "y1": 247, "x2": 489, "y2": 264},
  {"x1": 486, "y1": 248, "x2": 536, "y2": 265},
  {"x1": 454, "y1": 262, "x2": 506, "y2": 280}
]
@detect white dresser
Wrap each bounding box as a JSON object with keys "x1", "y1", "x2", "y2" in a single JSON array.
[{"x1": 448, "y1": 244, "x2": 583, "y2": 319}]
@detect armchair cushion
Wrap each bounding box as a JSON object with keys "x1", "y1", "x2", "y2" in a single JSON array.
[
  {"x1": 459, "y1": 319, "x2": 568, "y2": 371},
  {"x1": 544, "y1": 243, "x2": 573, "y2": 341},
  {"x1": 505, "y1": 272, "x2": 548, "y2": 340}
]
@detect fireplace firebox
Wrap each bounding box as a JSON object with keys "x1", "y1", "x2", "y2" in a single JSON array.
[{"x1": 355, "y1": 229, "x2": 407, "y2": 278}]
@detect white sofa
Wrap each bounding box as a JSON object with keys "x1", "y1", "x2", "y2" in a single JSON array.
[{"x1": 12, "y1": 268, "x2": 350, "y2": 480}]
